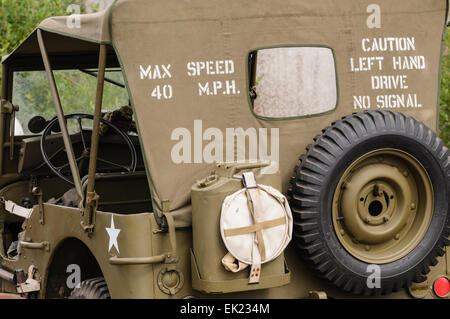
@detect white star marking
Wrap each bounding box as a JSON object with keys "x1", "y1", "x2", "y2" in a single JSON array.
[{"x1": 106, "y1": 215, "x2": 120, "y2": 254}]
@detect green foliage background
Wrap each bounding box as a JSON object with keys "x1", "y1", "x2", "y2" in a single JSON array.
[
  {"x1": 0, "y1": 0, "x2": 128, "y2": 134},
  {"x1": 0, "y1": 0, "x2": 448, "y2": 143},
  {"x1": 0, "y1": 0, "x2": 73, "y2": 66},
  {"x1": 440, "y1": 29, "x2": 450, "y2": 148}
]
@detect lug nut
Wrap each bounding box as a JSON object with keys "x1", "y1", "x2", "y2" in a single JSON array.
[
  {"x1": 394, "y1": 233, "x2": 400, "y2": 240},
  {"x1": 364, "y1": 217, "x2": 370, "y2": 223},
  {"x1": 403, "y1": 170, "x2": 409, "y2": 177},
  {"x1": 410, "y1": 203, "x2": 416, "y2": 210},
  {"x1": 383, "y1": 216, "x2": 390, "y2": 222},
  {"x1": 365, "y1": 245, "x2": 371, "y2": 251},
  {"x1": 340, "y1": 229, "x2": 345, "y2": 236}
]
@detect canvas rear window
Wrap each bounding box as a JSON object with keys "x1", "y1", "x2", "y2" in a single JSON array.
[{"x1": 249, "y1": 46, "x2": 337, "y2": 119}]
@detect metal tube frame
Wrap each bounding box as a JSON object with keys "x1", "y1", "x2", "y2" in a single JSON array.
[
  {"x1": 0, "y1": 64, "x2": 14, "y2": 176},
  {"x1": 82, "y1": 44, "x2": 107, "y2": 232},
  {"x1": 37, "y1": 29, "x2": 84, "y2": 204},
  {"x1": 0, "y1": 63, "x2": 11, "y2": 259},
  {"x1": 86, "y1": 45, "x2": 107, "y2": 195},
  {"x1": 0, "y1": 63, "x2": 8, "y2": 177}
]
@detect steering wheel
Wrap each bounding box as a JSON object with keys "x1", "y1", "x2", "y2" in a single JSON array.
[{"x1": 40, "y1": 113, "x2": 137, "y2": 185}]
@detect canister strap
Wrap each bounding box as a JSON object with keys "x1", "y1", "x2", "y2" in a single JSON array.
[
  {"x1": 223, "y1": 217, "x2": 286, "y2": 237},
  {"x1": 244, "y1": 172, "x2": 263, "y2": 284}
]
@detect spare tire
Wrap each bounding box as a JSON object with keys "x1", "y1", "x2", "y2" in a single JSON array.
[{"x1": 289, "y1": 110, "x2": 450, "y2": 295}]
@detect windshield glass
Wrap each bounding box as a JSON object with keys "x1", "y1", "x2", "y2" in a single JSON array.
[{"x1": 12, "y1": 69, "x2": 129, "y2": 135}]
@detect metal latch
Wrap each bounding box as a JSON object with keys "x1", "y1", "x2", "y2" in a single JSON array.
[
  {"x1": 152, "y1": 211, "x2": 178, "y2": 264},
  {"x1": 81, "y1": 191, "x2": 99, "y2": 233},
  {"x1": 32, "y1": 186, "x2": 44, "y2": 225}
]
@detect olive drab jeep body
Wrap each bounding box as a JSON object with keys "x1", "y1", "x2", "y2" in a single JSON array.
[{"x1": 0, "y1": 0, "x2": 449, "y2": 299}]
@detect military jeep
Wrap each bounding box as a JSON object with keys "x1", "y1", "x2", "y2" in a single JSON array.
[{"x1": 0, "y1": 0, "x2": 448, "y2": 299}]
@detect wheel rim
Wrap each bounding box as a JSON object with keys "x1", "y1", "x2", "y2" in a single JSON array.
[{"x1": 332, "y1": 148, "x2": 434, "y2": 264}]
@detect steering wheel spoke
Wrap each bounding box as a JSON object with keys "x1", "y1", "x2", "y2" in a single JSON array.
[
  {"x1": 54, "y1": 154, "x2": 85, "y2": 171},
  {"x1": 76, "y1": 117, "x2": 89, "y2": 152},
  {"x1": 97, "y1": 157, "x2": 131, "y2": 171}
]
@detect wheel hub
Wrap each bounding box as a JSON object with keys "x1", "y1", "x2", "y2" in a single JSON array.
[
  {"x1": 358, "y1": 181, "x2": 395, "y2": 226},
  {"x1": 333, "y1": 149, "x2": 433, "y2": 264}
]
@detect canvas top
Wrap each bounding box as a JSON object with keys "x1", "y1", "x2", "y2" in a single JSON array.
[
  {"x1": 1, "y1": 0, "x2": 448, "y2": 225},
  {"x1": 2, "y1": 9, "x2": 110, "y2": 63}
]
